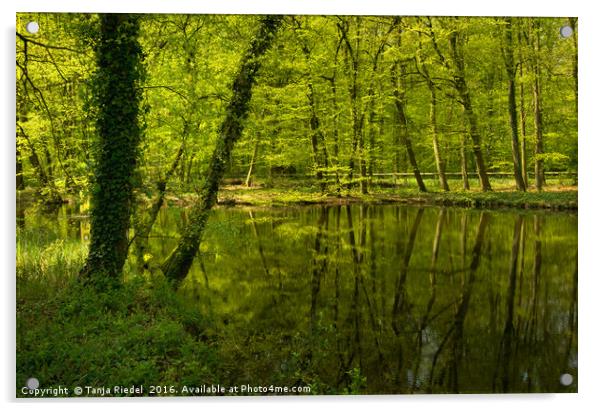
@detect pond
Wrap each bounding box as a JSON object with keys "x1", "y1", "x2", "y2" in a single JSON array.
[{"x1": 17, "y1": 202, "x2": 578, "y2": 394}]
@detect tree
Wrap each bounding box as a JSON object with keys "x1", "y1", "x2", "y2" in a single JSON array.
[
  {"x1": 161, "y1": 15, "x2": 283, "y2": 283},
  {"x1": 81, "y1": 14, "x2": 144, "y2": 283},
  {"x1": 415, "y1": 45, "x2": 450, "y2": 191},
  {"x1": 447, "y1": 21, "x2": 492, "y2": 192},
  {"x1": 501, "y1": 17, "x2": 527, "y2": 191},
  {"x1": 529, "y1": 19, "x2": 545, "y2": 191},
  {"x1": 391, "y1": 59, "x2": 427, "y2": 192}
]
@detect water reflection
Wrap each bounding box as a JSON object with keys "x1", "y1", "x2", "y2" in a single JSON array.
[{"x1": 17, "y1": 203, "x2": 578, "y2": 393}]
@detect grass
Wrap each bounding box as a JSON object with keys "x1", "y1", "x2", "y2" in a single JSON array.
[
  {"x1": 17, "y1": 254, "x2": 219, "y2": 396},
  {"x1": 180, "y1": 176, "x2": 578, "y2": 210}
]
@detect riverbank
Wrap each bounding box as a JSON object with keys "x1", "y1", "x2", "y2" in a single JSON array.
[
  {"x1": 17, "y1": 182, "x2": 578, "y2": 211},
  {"x1": 200, "y1": 185, "x2": 578, "y2": 211}
]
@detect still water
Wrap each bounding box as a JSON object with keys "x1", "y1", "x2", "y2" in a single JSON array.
[{"x1": 18, "y1": 203, "x2": 578, "y2": 394}]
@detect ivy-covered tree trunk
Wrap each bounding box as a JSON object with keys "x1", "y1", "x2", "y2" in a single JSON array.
[
  {"x1": 161, "y1": 15, "x2": 282, "y2": 283},
  {"x1": 81, "y1": 14, "x2": 144, "y2": 283}
]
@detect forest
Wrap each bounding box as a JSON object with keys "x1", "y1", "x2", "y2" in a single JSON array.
[{"x1": 16, "y1": 13, "x2": 577, "y2": 396}]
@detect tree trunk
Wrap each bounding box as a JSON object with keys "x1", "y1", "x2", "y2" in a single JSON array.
[
  {"x1": 428, "y1": 84, "x2": 449, "y2": 191},
  {"x1": 502, "y1": 18, "x2": 526, "y2": 191},
  {"x1": 519, "y1": 60, "x2": 529, "y2": 187},
  {"x1": 339, "y1": 18, "x2": 366, "y2": 194},
  {"x1": 531, "y1": 22, "x2": 545, "y2": 192},
  {"x1": 307, "y1": 80, "x2": 327, "y2": 192},
  {"x1": 16, "y1": 144, "x2": 24, "y2": 190},
  {"x1": 81, "y1": 14, "x2": 144, "y2": 283},
  {"x1": 391, "y1": 64, "x2": 427, "y2": 192},
  {"x1": 460, "y1": 133, "x2": 470, "y2": 190},
  {"x1": 449, "y1": 31, "x2": 492, "y2": 192},
  {"x1": 245, "y1": 139, "x2": 259, "y2": 187},
  {"x1": 327, "y1": 75, "x2": 342, "y2": 196},
  {"x1": 299, "y1": 37, "x2": 328, "y2": 193},
  {"x1": 161, "y1": 15, "x2": 282, "y2": 283}
]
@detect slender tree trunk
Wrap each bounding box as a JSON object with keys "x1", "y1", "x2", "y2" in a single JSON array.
[
  {"x1": 531, "y1": 21, "x2": 545, "y2": 192},
  {"x1": 449, "y1": 31, "x2": 492, "y2": 192},
  {"x1": 16, "y1": 144, "x2": 24, "y2": 190},
  {"x1": 391, "y1": 64, "x2": 427, "y2": 192},
  {"x1": 299, "y1": 38, "x2": 328, "y2": 193},
  {"x1": 81, "y1": 14, "x2": 144, "y2": 283},
  {"x1": 502, "y1": 18, "x2": 526, "y2": 191},
  {"x1": 339, "y1": 18, "x2": 367, "y2": 194},
  {"x1": 533, "y1": 67, "x2": 544, "y2": 191},
  {"x1": 161, "y1": 16, "x2": 282, "y2": 283},
  {"x1": 307, "y1": 80, "x2": 326, "y2": 192},
  {"x1": 460, "y1": 133, "x2": 470, "y2": 190},
  {"x1": 358, "y1": 122, "x2": 368, "y2": 194},
  {"x1": 325, "y1": 71, "x2": 342, "y2": 195},
  {"x1": 519, "y1": 61, "x2": 529, "y2": 187},
  {"x1": 245, "y1": 139, "x2": 259, "y2": 187},
  {"x1": 367, "y1": 107, "x2": 377, "y2": 189},
  {"x1": 428, "y1": 84, "x2": 449, "y2": 191},
  {"x1": 18, "y1": 126, "x2": 49, "y2": 188}
]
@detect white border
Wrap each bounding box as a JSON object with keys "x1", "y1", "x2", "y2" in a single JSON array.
[
  {"x1": 3, "y1": 1, "x2": 601, "y2": 410},
  {"x1": 8, "y1": 0, "x2": 586, "y2": 16}
]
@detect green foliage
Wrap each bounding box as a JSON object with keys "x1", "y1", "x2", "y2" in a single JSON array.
[
  {"x1": 16, "y1": 14, "x2": 577, "y2": 200},
  {"x1": 343, "y1": 368, "x2": 367, "y2": 395},
  {"x1": 17, "y1": 275, "x2": 217, "y2": 396}
]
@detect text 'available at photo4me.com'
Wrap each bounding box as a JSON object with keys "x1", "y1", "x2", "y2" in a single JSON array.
[{"x1": 21, "y1": 383, "x2": 313, "y2": 397}]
